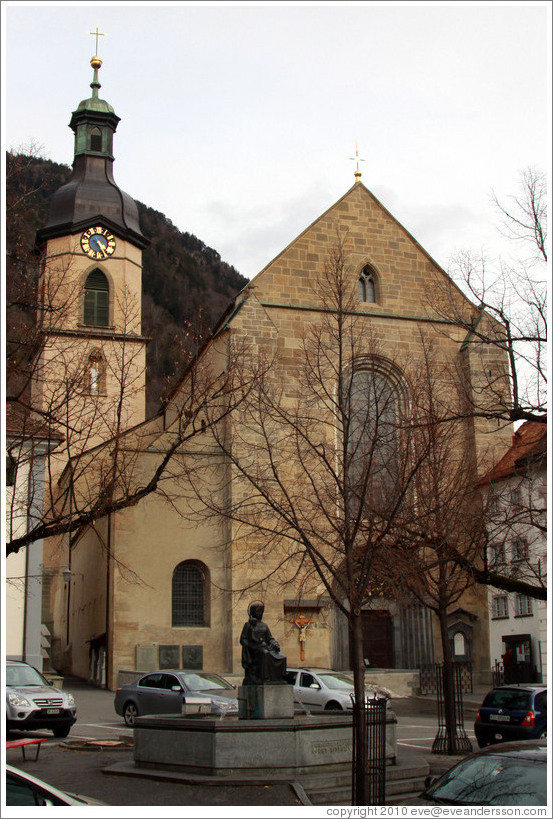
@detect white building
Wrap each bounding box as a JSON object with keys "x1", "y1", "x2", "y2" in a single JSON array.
[
  {"x1": 5, "y1": 406, "x2": 62, "y2": 671},
  {"x1": 478, "y1": 422, "x2": 547, "y2": 684}
]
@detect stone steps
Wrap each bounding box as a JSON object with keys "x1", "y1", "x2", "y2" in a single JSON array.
[{"x1": 300, "y1": 759, "x2": 430, "y2": 806}]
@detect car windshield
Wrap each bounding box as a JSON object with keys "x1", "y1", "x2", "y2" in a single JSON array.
[
  {"x1": 6, "y1": 665, "x2": 48, "y2": 687},
  {"x1": 483, "y1": 690, "x2": 532, "y2": 710},
  {"x1": 425, "y1": 753, "x2": 546, "y2": 806},
  {"x1": 318, "y1": 673, "x2": 354, "y2": 690},
  {"x1": 180, "y1": 673, "x2": 233, "y2": 691}
]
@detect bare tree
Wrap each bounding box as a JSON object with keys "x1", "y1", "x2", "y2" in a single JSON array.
[
  {"x1": 388, "y1": 335, "x2": 488, "y2": 754},
  {"x1": 429, "y1": 168, "x2": 547, "y2": 427},
  {"x1": 427, "y1": 170, "x2": 547, "y2": 602},
  {"x1": 175, "y1": 237, "x2": 489, "y2": 799},
  {"x1": 6, "y1": 323, "x2": 263, "y2": 558}
]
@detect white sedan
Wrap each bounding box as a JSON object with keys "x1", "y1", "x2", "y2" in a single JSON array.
[{"x1": 285, "y1": 667, "x2": 390, "y2": 712}]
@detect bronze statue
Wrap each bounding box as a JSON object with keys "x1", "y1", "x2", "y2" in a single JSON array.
[{"x1": 240, "y1": 602, "x2": 287, "y2": 685}]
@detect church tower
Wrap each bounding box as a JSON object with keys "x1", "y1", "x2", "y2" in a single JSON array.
[{"x1": 34, "y1": 52, "x2": 148, "y2": 457}]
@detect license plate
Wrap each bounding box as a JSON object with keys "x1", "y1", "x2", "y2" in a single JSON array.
[
  {"x1": 490, "y1": 714, "x2": 510, "y2": 722},
  {"x1": 46, "y1": 708, "x2": 60, "y2": 715}
]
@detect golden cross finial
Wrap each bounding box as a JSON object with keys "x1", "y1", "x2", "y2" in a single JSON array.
[
  {"x1": 89, "y1": 26, "x2": 105, "y2": 56},
  {"x1": 349, "y1": 141, "x2": 366, "y2": 182}
]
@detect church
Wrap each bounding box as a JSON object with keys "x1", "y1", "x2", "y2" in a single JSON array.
[{"x1": 32, "y1": 53, "x2": 513, "y2": 691}]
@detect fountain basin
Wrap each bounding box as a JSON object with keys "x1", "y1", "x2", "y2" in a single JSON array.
[{"x1": 133, "y1": 712, "x2": 397, "y2": 778}]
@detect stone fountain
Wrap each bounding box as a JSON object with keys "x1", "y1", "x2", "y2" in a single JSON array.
[{"x1": 131, "y1": 603, "x2": 397, "y2": 779}]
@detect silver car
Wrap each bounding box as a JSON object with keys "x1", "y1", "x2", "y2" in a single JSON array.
[
  {"x1": 285, "y1": 667, "x2": 390, "y2": 712},
  {"x1": 6, "y1": 765, "x2": 107, "y2": 806},
  {"x1": 114, "y1": 670, "x2": 239, "y2": 726},
  {"x1": 6, "y1": 660, "x2": 77, "y2": 738}
]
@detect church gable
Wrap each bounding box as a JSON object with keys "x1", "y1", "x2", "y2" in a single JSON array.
[{"x1": 247, "y1": 183, "x2": 455, "y2": 321}]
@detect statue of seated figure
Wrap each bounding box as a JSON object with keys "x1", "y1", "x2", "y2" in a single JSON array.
[{"x1": 240, "y1": 602, "x2": 287, "y2": 685}]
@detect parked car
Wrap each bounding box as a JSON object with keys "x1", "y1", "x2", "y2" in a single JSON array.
[
  {"x1": 114, "y1": 670, "x2": 239, "y2": 726},
  {"x1": 284, "y1": 667, "x2": 390, "y2": 712},
  {"x1": 419, "y1": 740, "x2": 547, "y2": 806},
  {"x1": 5, "y1": 764, "x2": 107, "y2": 806},
  {"x1": 474, "y1": 684, "x2": 547, "y2": 747},
  {"x1": 5, "y1": 660, "x2": 77, "y2": 738}
]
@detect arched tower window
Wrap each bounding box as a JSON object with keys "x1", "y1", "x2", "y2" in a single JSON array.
[
  {"x1": 87, "y1": 349, "x2": 106, "y2": 396},
  {"x1": 358, "y1": 265, "x2": 377, "y2": 303},
  {"x1": 84, "y1": 269, "x2": 109, "y2": 327},
  {"x1": 172, "y1": 561, "x2": 209, "y2": 627},
  {"x1": 90, "y1": 127, "x2": 103, "y2": 152}
]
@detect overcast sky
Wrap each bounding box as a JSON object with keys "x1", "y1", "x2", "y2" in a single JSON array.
[{"x1": 2, "y1": 1, "x2": 550, "y2": 280}]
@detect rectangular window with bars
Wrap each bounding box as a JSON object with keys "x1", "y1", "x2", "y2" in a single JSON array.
[
  {"x1": 512, "y1": 538, "x2": 529, "y2": 562},
  {"x1": 489, "y1": 542, "x2": 506, "y2": 567},
  {"x1": 514, "y1": 595, "x2": 533, "y2": 617},
  {"x1": 491, "y1": 596, "x2": 509, "y2": 619}
]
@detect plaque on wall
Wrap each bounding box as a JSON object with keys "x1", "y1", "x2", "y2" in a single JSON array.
[
  {"x1": 182, "y1": 645, "x2": 203, "y2": 669},
  {"x1": 136, "y1": 644, "x2": 158, "y2": 671},
  {"x1": 159, "y1": 645, "x2": 180, "y2": 669}
]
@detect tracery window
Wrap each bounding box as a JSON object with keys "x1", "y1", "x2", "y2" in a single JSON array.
[
  {"x1": 358, "y1": 265, "x2": 377, "y2": 303},
  {"x1": 84, "y1": 269, "x2": 109, "y2": 327},
  {"x1": 345, "y1": 361, "x2": 402, "y2": 514},
  {"x1": 172, "y1": 561, "x2": 209, "y2": 627}
]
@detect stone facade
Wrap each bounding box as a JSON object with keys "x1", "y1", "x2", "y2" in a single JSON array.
[{"x1": 42, "y1": 181, "x2": 513, "y2": 690}]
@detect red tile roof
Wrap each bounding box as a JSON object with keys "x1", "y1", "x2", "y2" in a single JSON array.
[
  {"x1": 5, "y1": 403, "x2": 64, "y2": 442},
  {"x1": 478, "y1": 421, "x2": 547, "y2": 485}
]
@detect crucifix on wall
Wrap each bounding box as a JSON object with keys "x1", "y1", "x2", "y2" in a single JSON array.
[{"x1": 289, "y1": 611, "x2": 315, "y2": 661}]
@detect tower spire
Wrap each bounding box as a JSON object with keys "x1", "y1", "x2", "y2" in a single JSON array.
[
  {"x1": 349, "y1": 142, "x2": 366, "y2": 183},
  {"x1": 89, "y1": 27, "x2": 106, "y2": 99}
]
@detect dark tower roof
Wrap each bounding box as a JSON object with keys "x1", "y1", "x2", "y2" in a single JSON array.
[{"x1": 36, "y1": 56, "x2": 148, "y2": 249}]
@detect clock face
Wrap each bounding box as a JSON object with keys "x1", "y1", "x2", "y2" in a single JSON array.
[{"x1": 80, "y1": 227, "x2": 116, "y2": 259}]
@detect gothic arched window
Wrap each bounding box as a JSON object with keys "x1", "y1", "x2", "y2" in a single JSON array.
[
  {"x1": 346, "y1": 361, "x2": 403, "y2": 513},
  {"x1": 172, "y1": 561, "x2": 209, "y2": 627},
  {"x1": 358, "y1": 265, "x2": 377, "y2": 303},
  {"x1": 84, "y1": 269, "x2": 109, "y2": 327}
]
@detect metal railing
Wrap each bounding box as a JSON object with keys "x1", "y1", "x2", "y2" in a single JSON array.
[
  {"x1": 432, "y1": 663, "x2": 473, "y2": 755},
  {"x1": 352, "y1": 696, "x2": 387, "y2": 805},
  {"x1": 420, "y1": 661, "x2": 473, "y2": 695}
]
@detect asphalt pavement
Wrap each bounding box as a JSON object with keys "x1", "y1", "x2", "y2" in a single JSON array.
[{"x1": 4, "y1": 675, "x2": 488, "y2": 813}]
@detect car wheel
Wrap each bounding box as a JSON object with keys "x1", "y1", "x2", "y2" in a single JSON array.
[
  {"x1": 123, "y1": 702, "x2": 138, "y2": 727},
  {"x1": 324, "y1": 701, "x2": 343, "y2": 711},
  {"x1": 53, "y1": 725, "x2": 71, "y2": 738}
]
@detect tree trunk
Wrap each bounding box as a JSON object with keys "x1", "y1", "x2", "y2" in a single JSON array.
[
  {"x1": 438, "y1": 608, "x2": 458, "y2": 754},
  {"x1": 350, "y1": 609, "x2": 367, "y2": 804}
]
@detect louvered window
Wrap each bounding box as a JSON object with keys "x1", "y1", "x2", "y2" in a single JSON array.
[
  {"x1": 84, "y1": 269, "x2": 109, "y2": 326},
  {"x1": 90, "y1": 128, "x2": 103, "y2": 152}
]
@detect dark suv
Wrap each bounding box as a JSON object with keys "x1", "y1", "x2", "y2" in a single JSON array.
[{"x1": 474, "y1": 684, "x2": 547, "y2": 747}]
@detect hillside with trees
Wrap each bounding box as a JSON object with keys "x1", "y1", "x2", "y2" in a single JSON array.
[{"x1": 6, "y1": 150, "x2": 249, "y2": 416}]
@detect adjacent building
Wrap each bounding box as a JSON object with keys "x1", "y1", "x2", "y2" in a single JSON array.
[{"x1": 478, "y1": 422, "x2": 547, "y2": 684}]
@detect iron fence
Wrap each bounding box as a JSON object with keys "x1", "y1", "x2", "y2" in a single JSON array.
[
  {"x1": 420, "y1": 661, "x2": 473, "y2": 695},
  {"x1": 352, "y1": 696, "x2": 387, "y2": 805},
  {"x1": 432, "y1": 663, "x2": 473, "y2": 755}
]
